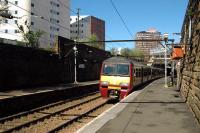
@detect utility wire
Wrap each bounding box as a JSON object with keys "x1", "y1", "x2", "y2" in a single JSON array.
[
  {"x1": 1, "y1": 22, "x2": 55, "y2": 44},
  {"x1": 7, "y1": 1, "x2": 71, "y2": 32},
  {"x1": 57, "y1": 0, "x2": 77, "y2": 14},
  {"x1": 7, "y1": 0, "x2": 93, "y2": 43},
  {"x1": 110, "y1": 0, "x2": 133, "y2": 38}
]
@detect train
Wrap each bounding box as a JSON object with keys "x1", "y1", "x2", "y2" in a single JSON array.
[{"x1": 99, "y1": 57, "x2": 164, "y2": 100}]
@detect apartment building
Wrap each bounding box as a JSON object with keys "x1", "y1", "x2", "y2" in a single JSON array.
[
  {"x1": 135, "y1": 28, "x2": 162, "y2": 61},
  {"x1": 70, "y1": 15, "x2": 105, "y2": 49},
  {"x1": 0, "y1": 0, "x2": 70, "y2": 48}
]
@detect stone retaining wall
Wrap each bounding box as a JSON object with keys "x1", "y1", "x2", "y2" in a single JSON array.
[{"x1": 179, "y1": 0, "x2": 200, "y2": 124}]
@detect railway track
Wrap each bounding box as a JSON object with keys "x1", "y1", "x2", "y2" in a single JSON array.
[{"x1": 0, "y1": 92, "x2": 108, "y2": 133}]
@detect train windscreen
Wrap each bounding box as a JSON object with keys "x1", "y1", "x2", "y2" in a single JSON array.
[{"x1": 102, "y1": 64, "x2": 129, "y2": 76}]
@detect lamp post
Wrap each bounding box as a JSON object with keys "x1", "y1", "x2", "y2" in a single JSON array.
[
  {"x1": 73, "y1": 41, "x2": 78, "y2": 84},
  {"x1": 73, "y1": 8, "x2": 80, "y2": 84},
  {"x1": 163, "y1": 33, "x2": 168, "y2": 87}
]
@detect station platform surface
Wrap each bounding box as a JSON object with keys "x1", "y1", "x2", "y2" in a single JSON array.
[
  {"x1": 0, "y1": 80, "x2": 98, "y2": 100},
  {"x1": 77, "y1": 78, "x2": 200, "y2": 133}
]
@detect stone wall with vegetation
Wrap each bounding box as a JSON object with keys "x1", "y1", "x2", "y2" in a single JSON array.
[{"x1": 179, "y1": 0, "x2": 200, "y2": 124}]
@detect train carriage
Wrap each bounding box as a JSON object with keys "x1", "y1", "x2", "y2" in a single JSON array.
[{"x1": 99, "y1": 57, "x2": 163, "y2": 100}]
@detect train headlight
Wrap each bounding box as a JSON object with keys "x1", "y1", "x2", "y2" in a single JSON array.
[
  {"x1": 119, "y1": 83, "x2": 129, "y2": 89},
  {"x1": 101, "y1": 81, "x2": 109, "y2": 86},
  {"x1": 119, "y1": 83, "x2": 129, "y2": 87}
]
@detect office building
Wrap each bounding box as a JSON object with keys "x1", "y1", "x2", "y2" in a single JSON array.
[{"x1": 135, "y1": 28, "x2": 162, "y2": 61}]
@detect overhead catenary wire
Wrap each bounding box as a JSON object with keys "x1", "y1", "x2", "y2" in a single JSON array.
[
  {"x1": 5, "y1": 0, "x2": 175, "y2": 53},
  {"x1": 110, "y1": 0, "x2": 133, "y2": 38}
]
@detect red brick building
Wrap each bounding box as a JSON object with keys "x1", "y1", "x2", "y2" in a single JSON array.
[{"x1": 70, "y1": 16, "x2": 105, "y2": 49}]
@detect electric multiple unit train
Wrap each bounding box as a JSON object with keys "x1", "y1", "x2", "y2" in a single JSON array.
[{"x1": 99, "y1": 57, "x2": 163, "y2": 100}]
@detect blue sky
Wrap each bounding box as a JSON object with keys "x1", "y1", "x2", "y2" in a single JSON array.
[{"x1": 71, "y1": 0, "x2": 188, "y2": 51}]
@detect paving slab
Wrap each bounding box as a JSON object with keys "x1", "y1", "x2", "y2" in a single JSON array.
[{"x1": 77, "y1": 78, "x2": 200, "y2": 133}]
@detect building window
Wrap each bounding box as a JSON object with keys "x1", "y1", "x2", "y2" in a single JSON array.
[
  {"x1": 31, "y1": 3, "x2": 34, "y2": 7},
  {"x1": 14, "y1": 20, "x2": 17, "y2": 24},
  {"x1": 5, "y1": 29, "x2": 8, "y2": 33},
  {"x1": 15, "y1": 1, "x2": 18, "y2": 5},
  {"x1": 15, "y1": 11, "x2": 18, "y2": 14},
  {"x1": 31, "y1": 22, "x2": 34, "y2": 25},
  {"x1": 31, "y1": 12, "x2": 34, "y2": 15},
  {"x1": 15, "y1": 30, "x2": 19, "y2": 33},
  {"x1": 5, "y1": 19, "x2": 8, "y2": 23}
]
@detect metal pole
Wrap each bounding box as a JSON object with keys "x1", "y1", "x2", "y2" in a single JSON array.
[
  {"x1": 77, "y1": 8, "x2": 80, "y2": 41},
  {"x1": 163, "y1": 33, "x2": 169, "y2": 88},
  {"x1": 74, "y1": 8, "x2": 80, "y2": 84},
  {"x1": 171, "y1": 40, "x2": 174, "y2": 86},
  {"x1": 172, "y1": 60, "x2": 174, "y2": 86},
  {"x1": 74, "y1": 44, "x2": 78, "y2": 84},
  {"x1": 164, "y1": 40, "x2": 168, "y2": 87}
]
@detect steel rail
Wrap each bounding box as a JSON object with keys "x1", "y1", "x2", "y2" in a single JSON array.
[
  {"x1": 48, "y1": 100, "x2": 108, "y2": 133},
  {"x1": 0, "y1": 91, "x2": 99, "y2": 123},
  {"x1": 0, "y1": 93, "x2": 100, "y2": 133}
]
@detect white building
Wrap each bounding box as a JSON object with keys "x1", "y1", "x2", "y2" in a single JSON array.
[
  {"x1": 148, "y1": 47, "x2": 171, "y2": 67},
  {"x1": 0, "y1": 0, "x2": 70, "y2": 48}
]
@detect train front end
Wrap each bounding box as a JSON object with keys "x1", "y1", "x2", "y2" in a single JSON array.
[{"x1": 99, "y1": 63, "x2": 133, "y2": 100}]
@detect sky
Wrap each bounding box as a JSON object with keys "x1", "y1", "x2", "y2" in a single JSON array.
[{"x1": 71, "y1": 0, "x2": 188, "y2": 51}]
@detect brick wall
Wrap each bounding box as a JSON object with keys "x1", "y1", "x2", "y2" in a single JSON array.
[{"x1": 179, "y1": 0, "x2": 200, "y2": 124}]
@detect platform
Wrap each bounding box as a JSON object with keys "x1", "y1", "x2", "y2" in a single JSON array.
[
  {"x1": 0, "y1": 81, "x2": 99, "y2": 118},
  {"x1": 77, "y1": 78, "x2": 200, "y2": 133},
  {"x1": 0, "y1": 80, "x2": 98, "y2": 100}
]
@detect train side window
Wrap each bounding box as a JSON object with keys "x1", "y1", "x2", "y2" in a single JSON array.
[
  {"x1": 133, "y1": 69, "x2": 136, "y2": 77},
  {"x1": 138, "y1": 69, "x2": 141, "y2": 77},
  {"x1": 135, "y1": 69, "x2": 138, "y2": 77}
]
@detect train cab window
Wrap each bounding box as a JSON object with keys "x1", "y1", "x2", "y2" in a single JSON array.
[
  {"x1": 102, "y1": 64, "x2": 116, "y2": 75},
  {"x1": 117, "y1": 64, "x2": 129, "y2": 75}
]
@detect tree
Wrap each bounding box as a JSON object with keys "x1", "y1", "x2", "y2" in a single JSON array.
[
  {"x1": 121, "y1": 48, "x2": 144, "y2": 58},
  {"x1": 121, "y1": 48, "x2": 132, "y2": 57},
  {"x1": 83, "y1": 34, "x2": 103, "y2": 49},
  {"x1": 16, "y1": 21, "x2": 45, "y2": 48},
  {"x1": 131, "y1": 48, "x2": 144, "y2": 57},
  {"x1": 0, "y1": 1, "x2": 12, "y2": 24},
  {"x1": 110, "y1": 48, "x2": 118, "y2": 55}
]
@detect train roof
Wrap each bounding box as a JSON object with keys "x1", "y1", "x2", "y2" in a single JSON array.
[
  {"x1": 103, "y1": 57, "x2": 164, "y2": 70},
  {"x1": 103, "y1": 57, "x2": 145, "y2": 66},
  {"x1": 103, "y1": 56, "x2": 132, "y2": 63}
]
